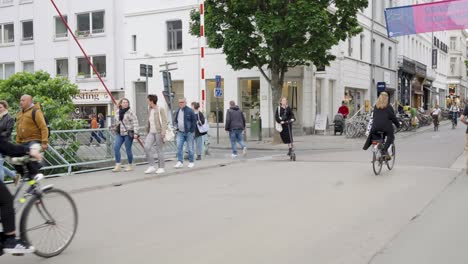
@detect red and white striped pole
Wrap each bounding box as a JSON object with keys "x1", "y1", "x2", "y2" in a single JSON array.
[{"x1": 200, "y1": 1, "x2": 206, "y2": 112}]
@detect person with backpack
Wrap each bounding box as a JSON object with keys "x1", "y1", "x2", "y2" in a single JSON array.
[{"x1": 16, "y1": 95, "x2": 49, "y2": 150}]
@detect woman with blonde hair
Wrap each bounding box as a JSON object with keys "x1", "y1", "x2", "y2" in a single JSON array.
[
  {"x1": 363, "y1": 92, "x2": 400, "y2": 159},
  {"x1": 275, "y1": 97, "x2": 295, "y2": 156}
]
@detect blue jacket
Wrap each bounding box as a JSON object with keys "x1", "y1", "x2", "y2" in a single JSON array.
[{"x1": 174, "y1": 107, "x2": 197, "y2": 133}]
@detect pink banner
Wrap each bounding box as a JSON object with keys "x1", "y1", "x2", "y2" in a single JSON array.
[{"x1": 414, "y1": 0, "x2": 468, "y2": 33}]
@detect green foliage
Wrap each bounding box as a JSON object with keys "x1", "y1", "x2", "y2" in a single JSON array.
[
  {"x1": 0, "y1": 71, "x2": 84, "y2": 130},
  {"x1": 190, "y1": 0, "x2": 368, "y2": 109}
]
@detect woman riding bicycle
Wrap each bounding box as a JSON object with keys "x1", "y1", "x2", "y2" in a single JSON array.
[
  {"x1": 363, "y1": 92, "x2": 400, "y2": 159},
  {"x1": 0, "y1": 141, "x2": 41, "y2": 255}
]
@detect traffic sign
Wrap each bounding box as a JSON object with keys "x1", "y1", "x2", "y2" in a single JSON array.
[
  {"x1": 215, "y1": 75, "x2": 222, "y2": 89},
  {"x1": 214, "y1": 88, "x2": 223, "y2": 98},
  {"x1": 377, "y1": 82, "x2": 386, "y2": 93}
]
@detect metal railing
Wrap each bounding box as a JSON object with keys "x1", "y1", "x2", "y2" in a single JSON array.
[{"x1": 5, "y1": 128, "x2": 177, "y2": 177}]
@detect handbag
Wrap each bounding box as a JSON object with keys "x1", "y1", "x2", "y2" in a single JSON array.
[
  {"x1": 275, "y1": 106, "x2": 283, "y2": 133},
  {"x1": 197, "y1": 113, "x2": 209, "y2": 133},
  {"x1": 158, "y1": 107, "x2": 175, "y2": 141}
]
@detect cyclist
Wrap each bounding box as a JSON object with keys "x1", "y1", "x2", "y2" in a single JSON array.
[
  {"x1": 363, "y1": 92, "x2": 400, "y2": 159},
  {"x1": 431, "y1": 105, "x2": 441, "y2": 130},
  {"x1": 0, "y1": 141, "x2": 41, "y2": 254},
  {"x1": 450, "y1": 102, "x2": 460, "y2": 127}
]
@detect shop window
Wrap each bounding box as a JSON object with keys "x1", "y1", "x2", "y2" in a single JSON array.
[
  {"x1": 206, "y1": 79, "x2": 224, "y2": 123},
  {"x1": 240, "y1": 79, "x2": 260, "y2": 123}
]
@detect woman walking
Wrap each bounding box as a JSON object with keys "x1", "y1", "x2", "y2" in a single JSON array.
[
  {"x1": 0, "y1": 100, "x2": 16, "y2": 182},
  {"x1": 112, "y1": 98, "x2": 139, "y2": 172},
  {"x1": 144, "y1": 94, "x2": 167, "y2": 175},
  {"x1": 275, "y1": 97, "x2": 295, "y2": 156},
  {"x1": 192, "y1": 102, "x2": 207, "y2": 160}
]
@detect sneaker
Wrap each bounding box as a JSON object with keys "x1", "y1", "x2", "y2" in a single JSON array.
[
  {"x1": 231, "y1": 154, "x2": 238, "y2": 158},
  {"x1": 174, "y1": 162, "x2": 183, "y2": 169},
  {"x1": 188, "y1": 163, "x2": 195, "y2": 168},
  {"x1": 156, "y1": 168, "x2": 165, "y2": 174},
  {"x1": 242, "y1": 147, "x2": 247, "y2": 156},
  {"x1": 3, "y1": 238, "x2": 35, "y2": 254},
  {"x1": 144, "y1": 166, "x2": 156, "y2": 174}
]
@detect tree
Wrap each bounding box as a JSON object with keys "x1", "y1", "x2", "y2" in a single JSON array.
[
  {"x1": 0, "y1": 71, "x2": 84, "y2": 130},
  {"x1": 190, "y1": 0, "x2": 368, "y2": 121}
]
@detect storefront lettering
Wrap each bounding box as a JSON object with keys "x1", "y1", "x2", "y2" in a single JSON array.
[{"x1": 72, "y1": 92, "x2": 110, "y2": 102}]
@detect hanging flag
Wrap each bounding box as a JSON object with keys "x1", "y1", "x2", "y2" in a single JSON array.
[{"x1": 385, "y1": 0, "x2": 468, "y2": 37}]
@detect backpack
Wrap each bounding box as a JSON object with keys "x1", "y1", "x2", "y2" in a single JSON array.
[{"x1": 32, "y1": 108, "x2": 51, "y2": 138}]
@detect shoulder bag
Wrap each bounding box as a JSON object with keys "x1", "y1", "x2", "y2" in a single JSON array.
[
  {"x1": 275, "y1": 106, "x2": 283, "y2": 133},
  {"x1": 197, "y1": 112, "x2": 210, "y2": 133}
]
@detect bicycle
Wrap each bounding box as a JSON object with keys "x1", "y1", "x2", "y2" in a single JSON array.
[
  {"x1": 0, "y1": 156, "x2": 78, "y2": 258},
  {"x1": 371, "y1": 132, "x2": 396, "y2": 176}
]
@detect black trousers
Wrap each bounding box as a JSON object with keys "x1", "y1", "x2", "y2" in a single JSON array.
[
  {"x1": 0, "y1": 181, "x2": 14, "y2": 234},
  {"x1": 363, "y1": 128, "x2": 395, "y2": 152}
]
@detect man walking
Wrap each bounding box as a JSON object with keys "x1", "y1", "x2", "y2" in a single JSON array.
[
  {"x1": 174, "y1": 98, "x2": 196, "y2": 168},
  {"x1": 225, "y1": 100, "x2": 247, "y2": 158},
  {"x1": 16, "y1": 95, "x2": 48, "y2": 150}
]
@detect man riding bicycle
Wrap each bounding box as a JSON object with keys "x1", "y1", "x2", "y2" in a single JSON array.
[
  {"x1": 363, "y1": 92, "x2": 400, "y2": 159},
  {"x1": 0, "y1": 141, "x2": 41, "y2": 254}
]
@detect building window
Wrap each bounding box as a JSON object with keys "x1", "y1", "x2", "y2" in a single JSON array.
[
  {"x1": 77, "y1": 56, "x2": 106, "y2": 79},
  {"x1": 0, "y1": 23, "x2": 14, "y2": 44},
  {"x1": 131, "y1": 35, "x2": 137, "y2": 52},
  {"x1": 0, "y1": 63, "x2": 14, "y2": 80},
  {"x1": 167, "y1": 20, "x2": 182, "y2": 51},
  {"x1": 388, "y1": 47, "x2": 392, "y2": 68},
  {"x1": 360, "y1": 35, "x2": 364, "y2": 60},
  {"x1": 22, "y1": 21, "x2": 33, "y2": 41},
  {"x1": 450, "y1": 37, "x2": 456, "y2": 50},
  {"x1": 55, "y1": 16, "x2": 68, "y2": 38},
  {"x1": 240, "y1": 79, "x2": 260, "y2": 123},
  {"x1": 56, "y1": 59, "x2": 68, "y2": 77},
  {"x1": 348, "y1": 37, "x2": 353, "y2": 57},
  {"x1": 380, "y1": 43, "x2": 385, "y2": 66},
  {"x1": 450, "y1": 57, "x2": 456, "y2": 74},
  {"x1": 22, "y1": 61, "x2": 34, "y2": 73},
  {"x1": 76, "y1": 11, "x2": 105, "y2": 37},
  {"x1": 206, "y1": 79, "x2": 224, "y2": 123}
]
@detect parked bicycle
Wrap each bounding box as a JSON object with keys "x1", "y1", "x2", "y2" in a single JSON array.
[
  {"x1": 370, "y1": 132, "x2": 396, "y2": 176},
  {"x1": 0, "y1": 155, "x2": 78, "y2": 258}
]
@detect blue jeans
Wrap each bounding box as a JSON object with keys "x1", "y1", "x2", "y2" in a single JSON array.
[
  {"x1": 229, "y1": 129, "x2": 246, "y2": 155},
  {"x1": 0, "y1": 154, "x2": 15, "y2": 182},
  {"x1": 177, "y1": 132, "x2": 194, "y2": 163},
  {"x1": 195, "y1": 135, "x2": 203, "y2": 156},
  {"x1": 114, "y1": 135, "x2": 134, "y2": 164}
]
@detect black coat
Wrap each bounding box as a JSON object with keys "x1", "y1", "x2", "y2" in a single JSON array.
[
  {"x1": 371, "y1": 105, "x2": 400, "y2": 131},
  {"x1": 0, "y1": 113, "x2": 14, "y2": 142}
]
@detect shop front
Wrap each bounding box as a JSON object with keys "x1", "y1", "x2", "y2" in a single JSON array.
[
  {"x1": 72, "y1": 91, "x2": 113, "y2": 128},
  {"x1": 239, "y1": 79, "x2": 260, "y2": 124},
  {"x1": 412, "y1": 61, "x2": 427, "y2": 108},
  {"x1": 344, "y1": 87, "x2": 365, "y2": 117},
  {"x1": 398, "y1": 57, "x2": 416, "y2": 106}
]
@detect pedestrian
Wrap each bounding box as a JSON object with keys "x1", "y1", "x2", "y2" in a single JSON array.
[
  {"x1": 275, "y1": 97, "x2": 295, "y2": 156},
  {"x1": 89, "y1": 113, "x2": 101, "y2": 145},
  {"x1": 112, "y1": 98, "x2": 139, "y2": 172},
  {"x1": 97, "y1": 113, "x2": 107, "y2": 143},
  {"x1": 225, "y1": 100, "x2": 247, "y2": 158},
  {"x1": 460, "y1": 105, "x2": 468, "y2": 175},
  {"x1": 0, "y1": 100, "x2": 16, "y2": 182},
  {"x1": 431, "y1": 105, "x2": 441, "y2": 131},
  {"x1": 174, "y1": 98, "x2": 196, "y2": 168},
  {"x1": 192, "y1": 102, "x2": 207, "y2": 160},
  {"x1": 450, "y1": 102, "x2": 460, "y2": 127},
  {"x1": 338, "y1": 101, "x2": 349, "y2": 118},
  {"x1": 16, "y1": 94, "x2": 48, "y2": 150},
  {"x1": 144, "y1": 94, "x2": 167, "y2": 175}
]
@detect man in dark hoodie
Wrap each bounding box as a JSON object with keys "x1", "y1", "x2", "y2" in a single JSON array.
[{"x1": 225, "y1": 100, "x2": 247, "y2": 158}]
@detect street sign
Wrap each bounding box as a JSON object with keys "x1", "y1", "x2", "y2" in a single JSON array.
[
  {"x1": 432, "y1": 49, "x2": 438, "y2": 69},
  {"x1": 214, "y1": 88, "x2": 223, "y2": 98},
  {"x1": 140, "y1": 64, "x2": 153, "y2": 77},
  {"x1": 162, "y1": 71, "x2": 172, "y2": 92},
  {"x1": 215, "y1": 75, "x2": 222, "y2": 89}
]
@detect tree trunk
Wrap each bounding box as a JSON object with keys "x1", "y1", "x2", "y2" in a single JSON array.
[{"x1": 271, "y1": 68, "x2": 284, "y2": 144}]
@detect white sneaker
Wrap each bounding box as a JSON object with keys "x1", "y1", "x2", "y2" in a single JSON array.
[
  {"x1": 188, "y1": 163, "x2": 195, "y2": 168},
  {"x1": 242, "y1": 147, "x2": 247, "y2": 156},
  {"x1": 155, "y1": 168, "x2": 165, "y2": 174},
  {"x1": 174, "y1": 162, "x2": 183, "y2": 168},
  {"x1": 144, "y1": 166, "x2": 156, "y2": 174},
  {"x1": 231, "y1": 154, "x2": 238, "y2": 158}
]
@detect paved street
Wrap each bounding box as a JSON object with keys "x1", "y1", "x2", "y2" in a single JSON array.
[{"x1": 4, "y1": 122, "x2": 468, "y2": 264}]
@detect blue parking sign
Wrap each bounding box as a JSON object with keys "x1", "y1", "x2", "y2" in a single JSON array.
[
  {"x1": 214, "y1": 88, "x2": 223, "y2": 98},
  {"x1": 215, "y1": 75, "x2": 222, "y2": 89}
]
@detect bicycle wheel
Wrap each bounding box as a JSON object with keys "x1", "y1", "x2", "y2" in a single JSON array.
[
  {"x1": 20, "y1": 188, "x2": 78, "y2": 258},
  {"x1": 372, "y1": 151, "x2": 382, "y2": 175},
  {"x1": 386, "y1": 144, "x2": 396, "y2": 170}
]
